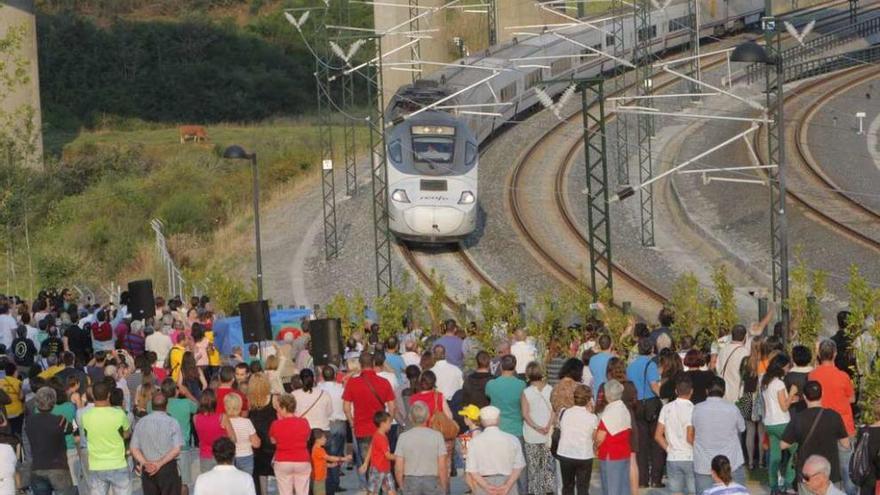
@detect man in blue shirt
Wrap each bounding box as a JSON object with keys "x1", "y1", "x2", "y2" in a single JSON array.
[
  {"x1": 693, "y1": 377, "x2": 747, "y2": 495},
  {"x1": 588, "y1": 334, "x2": 613, "y2": 398},
  {"x1": 384, "y1": 336, "x2": 406, "y2": 383},
  {"x1": 627, "y1": 337, "x2": 662, "y2": 487},
  {"x1": 434, "y1": 320, "x2": 464, "y2": 368}
]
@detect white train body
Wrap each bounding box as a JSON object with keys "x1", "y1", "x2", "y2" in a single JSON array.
[
  {"x1": 386, "y1": 111, "x2": 479, "y2": 242},
  {"x1": 386, "y1": 0, "x2": 772, "y2": 242}
]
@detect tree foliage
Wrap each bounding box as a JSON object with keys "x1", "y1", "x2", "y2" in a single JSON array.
[{"x1": 786, "y1": 251, "x2": 827, "y2": 348}]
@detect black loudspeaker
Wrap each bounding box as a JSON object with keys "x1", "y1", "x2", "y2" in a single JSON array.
[
  {"x1": 310, "y1": 318, "x2": 343, "y2": 366},
  {"x1": 239, "y1": 300, "x2": 271, "y2": 343},
  {"x1": 128, "y1": 280, "x2": 155, "y2": 320}
]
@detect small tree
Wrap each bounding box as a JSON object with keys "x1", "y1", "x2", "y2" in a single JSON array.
[
  {"x1": 786, "y1": 251, "x2": 827, "y2": 348},
  {"x1": 476, "y1": 284, "x2": 521, "y2": 349},
  {"x1": 326, "y1": 292, "x2": 355, "y2": 339},
  {"x1": 847, "y1": 265, "x2": 880, "y2": 421},
  {"x1": 712, "y1": 265, "x2": 738, "y2": 334},
  {"x1": 427, "y1": 269, "x2": 447, "y2": 327},
  {"x1": 598, "y1": 288, "x2": 633, "y2": 355},
  {"x1": 669, "y1": 272, "x2": 706, "y2": 340}
]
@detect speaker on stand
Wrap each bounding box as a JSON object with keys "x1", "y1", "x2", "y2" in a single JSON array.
[
  {"x1": 310, "y1": 318, "x2": 343, "y2": 367},
  {"x1": 128, "y1": 280, "x2": 155, "y2": 321},
  {"x1": 239, "y1": 300, "x2": 271, "y2": 345}
]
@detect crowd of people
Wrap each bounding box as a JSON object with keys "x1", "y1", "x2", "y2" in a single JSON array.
[{"x1": 0, "y1": 289, "x2": 876, "y2": 495}]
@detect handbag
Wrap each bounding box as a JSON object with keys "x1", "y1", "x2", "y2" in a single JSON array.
[
  {"x1": 430, "y1": 392, "x2": 460, "y2": 441},
  {"x1": 637, "y1": 359, "x2": 662, "y2": 423},
  {"x1": 550, "y1": 408, "x2": 567, "y2": 459}
]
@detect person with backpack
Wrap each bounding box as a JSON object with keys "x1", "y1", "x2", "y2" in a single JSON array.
[
  {"x1": 781, "y1": 381, "x2": 850, "y2": 494},
  {"x1": 849, "y1": 398, "x2": 880, "y2": 495},
  {"x1": 91, "y1": 309, "x2": 115, "y2": 353},
  {"x1": 11, "y1": 325, "x2": 36, "y2": 375}
]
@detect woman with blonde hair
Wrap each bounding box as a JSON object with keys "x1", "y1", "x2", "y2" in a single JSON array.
[
  {"x1": 264, "y1": 355, "x2": 285, "y2": 395},
  {"x1": 742, "y1": 336, "x2": 766, "y2": 469},
  {"x1": 248, "y1": 373, "x2": 277, "y2": 495},
  {"x1": 225, "y1": 392, "x2": 261, "y2": 475},
  {"x1": 521, "y1": 362, "x2": 556, "y2": 495}
]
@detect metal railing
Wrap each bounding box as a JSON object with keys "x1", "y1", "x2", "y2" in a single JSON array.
[
  {"x1": 150, "y1": 218, "x2": 205, "y2": 300},
  {"x1": 745, "y1": 15, "x2": 880, "y2": 83},
  {"x1": 782, "y1": 44, "x2": 880, "y2": 81}
]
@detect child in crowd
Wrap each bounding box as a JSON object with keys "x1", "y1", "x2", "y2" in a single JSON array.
[
  {"x1": 311, "y1": 429, "x2": 352, "y2": 495},
  {"x1": 225, "y1": 393, "x2": 260, "y2": 475},
  {"x1": 359, "y1": 411, "x2": 396, "y2": 495},
  {"x1": 248, "y1": 344, "x2": 261, "y2": 367}
]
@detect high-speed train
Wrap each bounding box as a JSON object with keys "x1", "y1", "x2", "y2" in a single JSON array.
[
  {"x1": 385, "y1": 104, "x2": 479, "y2": 242},
  {"x1": 385, "y1": 0, "x2": 818, "y2": 242}
]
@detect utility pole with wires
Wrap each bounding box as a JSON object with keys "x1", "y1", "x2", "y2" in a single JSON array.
[
  {"x1": 633, "y1": 0, "x2": 655, "y2": 247},
  {"x1": 487, "y1": 0, "x2": 497, "y2": 47},
  {"x1": 340, "y1": 0, "x2": 359, "y2": 197},
  {"x1": 409, "y1": 0, "x2": 422, "y2": 81},
  {"x1": 611, "y1": 0, "x2": 630, "y2": 186},
  {"x1": 366, "y1": 36, "x2": 393, "y2": 298},
  {"x1": 762, "y1": 13, "x2": 791, "y2": 333},
  {"x1": 686, "y1": 0, "x2": 702, "y2": 95},
  {"x1": 314, "y1": 9, "x2": 339, "y2": 261},
  {"x1": 581, "y1": 78, "x2": 613, "y2": 299}
]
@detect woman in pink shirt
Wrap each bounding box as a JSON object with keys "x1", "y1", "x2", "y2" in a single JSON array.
[{"x1": 193, "y1": 389, "x2": 234, "y2": 473}]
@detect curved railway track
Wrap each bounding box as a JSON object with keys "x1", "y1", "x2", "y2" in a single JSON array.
[
  {"x1": 751, "y1": 64, "x2": 880, "y2": 251},
  {"x1": 398, "y1": 241, "x2": 501, "y2": 310},
  {"x1": 399, "y1": 0, "x2": 878, "y2": 312}
]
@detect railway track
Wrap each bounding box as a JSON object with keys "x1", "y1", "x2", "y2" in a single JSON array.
[
  {"x1": 399, "y1": 0, "x2": 877, "y2": 313},
  {"x1": 752, "y1": 64, "x2": 880, "y2": 251}
]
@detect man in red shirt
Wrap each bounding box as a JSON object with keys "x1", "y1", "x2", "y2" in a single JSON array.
[
  {"x1": 809, "y1": 339, "x2": 855, "y2": 494},
  {"x1": 215, "y1": 365, "x2": 249, "y2": 416},
  {"x1": 343, "y1": 352, "x2": 395, "y2": 490}
]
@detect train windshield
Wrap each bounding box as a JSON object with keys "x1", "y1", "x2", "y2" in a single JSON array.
[{"x1": 411, "y1": 125, "x2": 457, "y2": 174}]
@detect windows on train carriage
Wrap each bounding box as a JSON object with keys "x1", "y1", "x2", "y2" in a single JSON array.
[
  {"x1": 525, "y1": 69, "x2": 543, "y2": 90},
  {"x1": 605, "y1": 34, "x2": 615, "y2": 47},
  {"x1": 550, "y1": 57, "x2": 572, "y2": 76},
  {"x1": 580, "y1": 45, "x2": 601, "y2": 64},
  {"x1": 499, "y1": 81, "x2": 518, "y2": 102},
  {"x1": 668, "y1": 15, "x2": 692, "y2": 32},
  {"x1": 637, "y1": 25, "x2": 658, "y2": 42}
]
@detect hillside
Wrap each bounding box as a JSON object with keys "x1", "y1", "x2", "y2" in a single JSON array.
[{"x1": 0, "y1": 0, "x2": 372, "y2": 311}]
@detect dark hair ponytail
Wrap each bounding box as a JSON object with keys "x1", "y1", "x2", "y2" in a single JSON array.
[
  {"x1": 300, "y1": 368, "x2": 315, "y2": 393},
  {"x1": 711, "y1": 455, "x2": 733, "y2": 484}
]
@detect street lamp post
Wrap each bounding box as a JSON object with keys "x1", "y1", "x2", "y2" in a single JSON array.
[
  {"x1": 730, "y1": 34, "x2": 791, "y2": 341},
  {"x1": 223, "y1": 145, "x2": 264, "y2": 302}
]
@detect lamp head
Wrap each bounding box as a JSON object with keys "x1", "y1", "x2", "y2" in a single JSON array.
[
  {"x1": 223, "y1": 145, "x2": 254, "y2": 160},
  {"x1": 730, "y1": 41, "x2": 774, "y2": 65}
]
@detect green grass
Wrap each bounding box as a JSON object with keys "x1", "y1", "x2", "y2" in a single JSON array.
[{"x1": 5, "y1": 119, "x2": 367, "y2": 297}]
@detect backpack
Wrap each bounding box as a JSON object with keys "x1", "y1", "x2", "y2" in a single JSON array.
[
  {"x1": 92, "y1": 321, "x2": 112, "y2": 342},
  {"x1": 849, "y1": 429, "x2": 878, "y2": 486}
]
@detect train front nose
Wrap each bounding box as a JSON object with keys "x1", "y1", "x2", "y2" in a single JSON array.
[{"x1": 403, "y1": 206, "x2": 466, "y2": 235}]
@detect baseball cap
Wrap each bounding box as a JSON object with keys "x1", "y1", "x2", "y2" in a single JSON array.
[{"x1": 458, "y1": 404, "x2": 481, "y2": 421}]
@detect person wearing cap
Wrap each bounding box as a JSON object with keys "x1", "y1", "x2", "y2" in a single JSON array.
[
  {"x1": 394, "y1": 401, "x2": 448, "y2": 495},
  {"x1": 459, "y1": 404, "x2": 482, "y2": 435},
  {"x1": 465, "y1": 405, "x2": 526, "y2": 495}
]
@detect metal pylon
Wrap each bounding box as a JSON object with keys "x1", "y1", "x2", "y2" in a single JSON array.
[
  {"x1": 634, "y1": 0, "x2": 655, "y2": 247},
  {"x1": 487, "y1": 0, "x2": 497, "y2": 47},
  {"x1": 366, "y1": 37, "x2": 393, "y2": 297},
  {"x1": 317, "y1": 62, "x2": 339, "y2": 260},
  {"x1": 409, "y1": 0, "x2": 421, "y2": 82},
  {"x1": 763, "y1": 15, "x2": 791, "y2": 334},
  {"x1": 582, "y1": 80, "x2": 613, "y2": 299},
  {"x1": 687, "y1": 0, "x2": 701, "y2": 95},
  {"x1": 341, "y1": 0, "x2": 358, "y2": 196},
  {"x1": 611, "y1": 0, "x2": 629, "y2": 185}
]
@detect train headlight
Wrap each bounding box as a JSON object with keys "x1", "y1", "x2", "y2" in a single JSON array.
[
  {"x1": 458, "y1": 191, "x2": 476, "y2": 205},
  {"x1": 392, "y1": 189, "x2": 410, "y2": 203}
]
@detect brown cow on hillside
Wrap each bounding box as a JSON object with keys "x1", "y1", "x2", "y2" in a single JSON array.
[{"x1": 179, "y1": 125, "x2": 209, "y2": 143}]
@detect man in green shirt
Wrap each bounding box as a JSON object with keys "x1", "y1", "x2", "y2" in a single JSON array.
[
  {"x1": 81, "y1": 380, "x2": 131, "y2": 495},
  {"x1": 161, "y1": 378, "x2": 199, "y2": 492},
  {"x1": 485, "y1": 354, "x2": 527, "y2": 494}
]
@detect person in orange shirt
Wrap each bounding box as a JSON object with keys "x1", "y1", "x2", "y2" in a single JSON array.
[
  {"x1": 310, "y1": 429, "x2": 351, "y2": 495},
  {"x1": 809, "y1": 339, "x2": 856, "y2": 495}
]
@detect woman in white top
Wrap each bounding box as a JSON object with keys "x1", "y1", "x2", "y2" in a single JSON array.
[
  {"x1": 557, "y1": 383, "x2": 599, "y2": 495},
  {"x1": 291, "y1": 369, "x2": 333, "y2": 431},
  {"x1": 521, "y1": 362, "x2": 557, "y2": 495},
  {"x1": 224, "y1": 393, "x2": 260, "y2": 475},
  {"x1": 761, "y1": 354, "x2": 795, "y2": 492}
]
